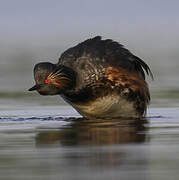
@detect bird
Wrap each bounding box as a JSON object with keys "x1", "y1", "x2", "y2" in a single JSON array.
[{"x1": 29, "y1": 36, "x2": 153, "y2": 119}]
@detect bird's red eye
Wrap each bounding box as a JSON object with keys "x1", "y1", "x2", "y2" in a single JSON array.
[{"x1": 45, "y1": 78, "x2": 50, "y2": 84}]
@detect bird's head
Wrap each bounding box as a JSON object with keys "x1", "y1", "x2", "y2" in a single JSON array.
[{"x1": 28, "y1": 62, "x2": 75, "y2": 95}]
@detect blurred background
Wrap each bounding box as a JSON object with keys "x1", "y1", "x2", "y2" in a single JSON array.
[{"x1": 0, "y1": 0, "x2": 179, "y2": 106}]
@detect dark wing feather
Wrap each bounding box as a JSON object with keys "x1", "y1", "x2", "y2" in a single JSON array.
[
  {"x1": 130, "y1": 55, "x2": 153, "y2": 80},
  {"x1": 58, "y1": 36, "x2": 153, "y2": 80}
]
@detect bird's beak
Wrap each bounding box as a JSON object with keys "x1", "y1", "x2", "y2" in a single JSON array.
[{"x1": 28, "y1": 84, "x2": 41, "y2": 91}]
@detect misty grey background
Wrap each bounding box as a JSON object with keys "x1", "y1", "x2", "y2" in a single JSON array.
[{"x1": 0, "y1": 0, "x2": 178, "y2": 92}]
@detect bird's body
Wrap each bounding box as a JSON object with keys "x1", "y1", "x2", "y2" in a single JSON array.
[{"x1": 29, "y1": 36, "x2": 153, "y2": 119}]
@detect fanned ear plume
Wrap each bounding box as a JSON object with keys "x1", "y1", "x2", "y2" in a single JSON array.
[
  {"x1": 48, "y1": 69, "x2": 63, "y2": 79},
  {"x1": 48, "y1": 66, "x2": 76, "y2": 89}
]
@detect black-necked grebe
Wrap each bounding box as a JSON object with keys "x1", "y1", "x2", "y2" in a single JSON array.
[{"x1": 29, "y1": 36, "x2": 153, "y2": 119}]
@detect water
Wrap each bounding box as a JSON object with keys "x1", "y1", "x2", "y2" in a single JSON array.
[{"x1": 0, "y1": 94, "x2": 179, "y2": 180}]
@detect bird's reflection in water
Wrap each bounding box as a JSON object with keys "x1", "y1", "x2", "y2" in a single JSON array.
[
  {"x1": 35, "y1": 118, "x2": 149, "y2": 172},
  {"x1": 36, "y1": 118, "x2": 148, "y2": 146}
]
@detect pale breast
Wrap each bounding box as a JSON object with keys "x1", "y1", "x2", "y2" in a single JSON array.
[{"x1": 70, "y1": 94, "x2": 140, "y2": 119}]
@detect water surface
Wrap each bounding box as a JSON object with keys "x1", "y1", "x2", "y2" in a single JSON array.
[{"x1": 0, "y1": 96, "x2": 179, "y2": 180}]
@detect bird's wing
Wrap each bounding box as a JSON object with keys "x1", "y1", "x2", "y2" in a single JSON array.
[
  {"x1": 58, "y1": 36, "x2": 153, "y2": 92},
  {"x1": 58, "y1": 36, "x2": 153, "y2": 79}
]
